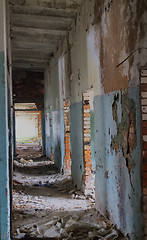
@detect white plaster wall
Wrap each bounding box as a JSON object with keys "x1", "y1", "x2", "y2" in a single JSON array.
[{"x1": 16, "y1": 112, "x2": 38, "y2": 140}]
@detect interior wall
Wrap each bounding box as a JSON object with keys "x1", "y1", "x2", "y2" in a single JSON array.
[
  {"x1": 44, "y1": 0, "x2": 147, "y2": 238},
  {"x1": 69, "y1": 0, "x2": 146, "y2": 238},
  {"x1": 44, "y1": 56, "x2": 65, "y2": 170}
]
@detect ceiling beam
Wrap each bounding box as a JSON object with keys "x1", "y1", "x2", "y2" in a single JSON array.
[
  {"x1": 11, "y1": 6, "x2": 77, "y2": 19},
  {"x1": 12, "y1": 57, "x2": 49, "y2": 64},
  {"x1": 11, "y1": 40, "x2": 56, "y2": 50},
  {"x1": 12, "y1": 62, "x2": 46, "y2": 71},
  {"x1": 11, "y1": 14, "x2": 71, "y2": 31},
  {"x1": 9, "y1": 0, "x2": 82, "y2": 9},
  {"x1": 11, "y1": 13, "x2": 72, "y2": 24},
  {"x1": 11, "y1": 26, "x2": 67, "y2": 38},
  {"x1": 12, "y1": 48, "x2": 53, "y2": 59},
  {"x1": 11, "y1": 36, "x2": 59, "y2": 44}
]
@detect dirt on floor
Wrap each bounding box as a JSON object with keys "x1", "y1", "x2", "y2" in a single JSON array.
[{"x1": 12, "y1": 145, "x2": 125, "y2": 240}]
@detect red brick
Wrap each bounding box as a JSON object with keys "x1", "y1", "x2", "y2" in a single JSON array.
[
  {"x1": 143, "y1": 164, "x2": 147, "y2": 171},
  {"x1": 143, "y1": 142, "x2": 147, "y2": 150},
  {"x1": 143, "y1": 151, "x2": 147, "y2": 158},
  {"x1": 84, "y1": 105, "x2": 90, "y2": 109},
  {"x1": 84, "y1": 150, "x2": 91, "y2": 155},
  {"x1": 141, "y1": 84, "x2": 147, "y2": 92},
  {"x1": 143, "y1": 171, "x2": 147, "y2": 179},
  {"x1": 143, "y1": 179, "x2": 147, "y2": 187},
  {"x1": 143, "y1": 128, "x2": 147, "y2": 135},
  {"x1": 84, "y1": 113, "x2": 90, "y2": 117},
  {"x1": 84, "y1": 154, "x2": 91, "y2": 159},
  {"x1": 143, "y1": 121, "x2": 147, "y2": 128},
  {"x1": 84, "y1": 158, "x2": 91, "y2": 162}
]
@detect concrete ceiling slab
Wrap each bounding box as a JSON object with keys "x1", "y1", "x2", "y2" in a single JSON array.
[{"x1": 9, "y1": 0, "x2": 83, "y2": 71}]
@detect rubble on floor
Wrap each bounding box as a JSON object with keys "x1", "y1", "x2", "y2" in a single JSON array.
[
  {"x1": 14, "y1": 210, "x2": 125, "y2": 240},
  {"x1": 12, "y1": 145, "x2": 125, "y2": 240}
]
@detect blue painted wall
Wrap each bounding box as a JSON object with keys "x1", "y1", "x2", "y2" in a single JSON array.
[
  {"x1": 94, "y1": 86, "x2": 142, "y2": 239},
  {"x1": 0, "y1": 51, "x2": 10, "y2": 240}
]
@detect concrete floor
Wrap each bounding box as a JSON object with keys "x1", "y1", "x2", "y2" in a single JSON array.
[{"x1": 12, "y1": 145, "x2": 125, "y2": 239}]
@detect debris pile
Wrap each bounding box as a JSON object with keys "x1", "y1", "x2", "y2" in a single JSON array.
[{"x1": 14, "y1": 210, "x2": 124, "y2": 240}]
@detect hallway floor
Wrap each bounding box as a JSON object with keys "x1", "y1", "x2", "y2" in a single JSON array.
[{"x1": 12, "y1": 146, "x2": 125, "y2": 240}]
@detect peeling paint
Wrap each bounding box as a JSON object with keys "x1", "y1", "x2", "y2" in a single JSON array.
[{"x1": 111, "y1": 91, "x2": 136, "y2": 172}]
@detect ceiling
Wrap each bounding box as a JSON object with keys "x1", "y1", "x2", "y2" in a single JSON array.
[{"x1": 9, "y1": 0, "x2": 83, "y2": 72}]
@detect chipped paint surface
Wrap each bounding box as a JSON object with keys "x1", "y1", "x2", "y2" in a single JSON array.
[
  {"x1": 94, "y1": 86, "x2": 142, "y2": 239},
  {"x1": 111, "y1": 91, "x2": 137, "y2": 172}
]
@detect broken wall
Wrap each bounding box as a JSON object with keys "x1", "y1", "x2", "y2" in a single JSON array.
[{"x1": 44, "y1": 0, "x2": 147, "y2": 238}]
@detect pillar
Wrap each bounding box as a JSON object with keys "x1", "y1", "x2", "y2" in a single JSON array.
[
  {"x1": 41, "y1": 110, "x2": 46, "y2": 156},
  {"x1": 0, "y1": 0, "x2": 10, "y2": 239},
  {"x1": 82, "y1": 92, "x2": 92, "y2": 195},
  {"x1": 63, "y1": 99, "x2": 71, "y2": 175}
]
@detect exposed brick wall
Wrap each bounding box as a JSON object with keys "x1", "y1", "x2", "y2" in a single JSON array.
[
  {"x1": 82, "y1": 92, "x2": 92, "y2": 194},
  {"x1": 141, "y1": 69, "x2": 147, "y2": 238},
  {"x1": 63, "y1": 99, "x2": 71, "y2": 175}
]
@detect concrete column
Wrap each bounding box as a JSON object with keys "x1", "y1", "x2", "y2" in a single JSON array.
[
  {"x1": 41, "y1": 111, "x2": 46, "y2": 156},
  {"x1": 0, "y1": 0, "x2": 10, "y2": 239},
  {"x1": 13, "y1": 110, "x2": 16, "y2": 156}
]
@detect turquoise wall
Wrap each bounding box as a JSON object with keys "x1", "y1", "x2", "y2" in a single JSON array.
[
  {"x1": 0, "y1": 51, "x2": 10, "y2": 240},
  {"x1": 94, "y1": 86, "x2": 142, "y2": 239},
  {"x1": 69, "y1": 86, "x2": 142, "y2": 238}
]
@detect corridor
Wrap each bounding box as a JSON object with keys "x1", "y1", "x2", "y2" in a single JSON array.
[{"x1": 0, "y1": 0, "x2": 147, "y2": 239}]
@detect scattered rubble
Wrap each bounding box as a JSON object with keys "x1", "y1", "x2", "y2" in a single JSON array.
[
  {"x1": 13, "y1": 210, "x2": 124, "y2": 239},
  {"x1": 12, "y1": 145, "x2": 125, "y2": 240}
]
